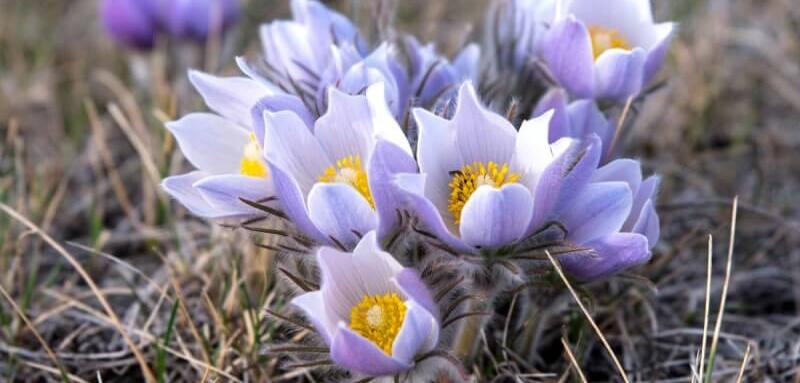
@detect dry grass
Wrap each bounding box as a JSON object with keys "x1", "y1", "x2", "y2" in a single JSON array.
[{"x1": 1, "y1": 0, "x2": 800, "y2": 381}]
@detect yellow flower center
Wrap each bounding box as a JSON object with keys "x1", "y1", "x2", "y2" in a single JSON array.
[
  {"x1": 240, "y1": 133, "x2": 268, "y2": 178},
  {"x1": 318, "y1": 155, "x2": 374, "y2": 209},
  {"x1": 588, "y1": 25, "x2": 631, "y2": 60},
  {"x1": 447, "y1": 161, "x2": 521, "y2": 225},
  {"x1": 349, "y1": 292, "x2": 407, "y2": 355}
]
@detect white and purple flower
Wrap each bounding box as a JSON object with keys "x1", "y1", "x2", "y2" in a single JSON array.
[
  {"x1": 395, "y1": 82, "x2": 603, "y2": 253},
  {"x1": 161, "y1": 70, "x2": 276, "y2": 219},
  {"x1": 291, "y1": 231, "x2": 439, "y2": 377},
  {"x1": 539, "y1": 0, "x2": 675, "y2": 101},
  {"x1": 258, "y1": 83, "x2": 416, "y2": 248}
]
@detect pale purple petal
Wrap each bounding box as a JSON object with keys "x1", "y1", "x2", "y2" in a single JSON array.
[
  {"x1": 559, "y1": 232, "x2": 651, "y2": 281},
  {"x1": 566, "y1": 100, "x2": 612, "y2": 148},
  {"x1": 101, "y1": 0, "x2": 157, "y2": 50},
  {"x1": 540, "y1": 16, "x2": 595, "y2": 99},
  {"x1": 633, "y1": 199, "x2": 659, "y2": 247},
  {"x1": 262, "y1": 110, "x2": 330, "y2": 193},
  {"x1": 643, "y1": 22, "x2": 676, "y2": 83},
  {"x1": 394, "y1": 268, "x2": 438, "y2": 318},
  {"x1": 307, "y1": 183, "x2": 377, "y2": 249},
  {"x1": 251, "y1": 94, "x2": 315, "y2": 145},
  {"x1": 267, "y1": 162, "x2": 330, "y2": 244},
  {"x1": 414, "y1": 108, "x2": 459, "y2": 214},
  {"x1": 560, "y1": 181, "x2": 632, "y2": 244},
  {"x1": 594, "y1": 48, "x2": 647, "y2": 101},
  {"x1": 161, "y1": 172, "x2": 221, "y2": 218},
  {"x1": 189, "y1": 70, "x2": 274, "y2": 129},
  {"x1": 452, "y1": 82, "x2": 518, "y2": 164},
  {"x1": 369, "y1": 140, "x2": 418, "y2": 240},
  {"x1": 391, "y1": 301, "x2": 439, "y2": 364},
  {"x1": 624, "y1": 175, "x2": 659, "y2": 230},
  {"x1": 529, "y1": 136, "x2": 602, "y2": 231},
  {"x1": 459, "y1": 184, "x2": 534, "y2": 249},
  {"x1": 290, "y1": 291, "x2": 333, "y2": 344},
  {"x1": 193, "y1": 174, "x2": 273, "y2": 214},
  {"x1": 393, "y1": 173, "x2": 471, "y2": 253},
  {"x1": 533, "y1": 88, "x2": 571, "y2": 141},
  {"x1": 331, "y1": 324, "x2": 412, "y2": 376},
  {"x1": 166, "y1": 113, "x2": 249, "y2": 174},
  {"x1": 592, "y1": 158, "x2": 642, "y2": 192}
]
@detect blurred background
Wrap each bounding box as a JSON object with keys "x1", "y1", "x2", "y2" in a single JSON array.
[{"x1": 2, "y1": 0, "x2": 800, "y2": 381}]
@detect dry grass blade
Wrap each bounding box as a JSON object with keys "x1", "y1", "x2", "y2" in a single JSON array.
[
  {"x1": 697, "y1": 235, "x2": 713, "y2": 382},
  {"x1": 0, "y1": 202, "x2": 158, "y2": 383},
  {"x1": 561, "y1": 337, "x2": 588, "y2": 383},
  {"x1": 18, "y1": 360, "x2": 90, "y2": 383},
  {"x1": 705, "y1": 197, "x2": 738, "y2": 382},
  {"x1": 545, "y1": 249, "x2": 630, "y2": 383},
  {"x1": 735, "y1": 342, "x2": 752, "y2": 383},
  {"x1": 0, "y1": 283, "x2": 70, "y2": 382}
]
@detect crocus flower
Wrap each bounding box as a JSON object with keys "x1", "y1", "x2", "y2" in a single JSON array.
[
  {"x1": 161, "y1": 70, "x2": 276, "y2": 219},
  {"x1": 258, "y1": 83, "x2": 415, "y2": 248},
  {"x1": 101, "y1": 0, "x2": 159, "y2": 49},
  {"x1": 291, "y1": 231, "x2": 439, "y2": 377},
  {"x1": 395, "y1": 82, "x2": 603, "y2": 253},
  {"x1": 163, "y1": 0, "x2": 241, "y2": 41},
  {"x1": 539, "y1": 0, "x2": 675, "y2": 101},
  {"x1": 556, "y1": 158, "x2": 659, "y2": 280},
  {"x1": 485, "y1": 0, "x2": 556, "y2": 72}
]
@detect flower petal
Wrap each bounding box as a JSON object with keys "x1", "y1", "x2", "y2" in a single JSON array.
[
  {"x1": 291, "y1": 291, "x2": 333, "y2": 344},
  {"x1": 307, "y1": 183, "x2": 378, "y2": 249},
  {"x1": 633, "y1": 199, "x2": 659, "y2": 247},
  {"x1": 592, "y1": 159, "x2": 642, "y2": 195},
  {"x1": 414, "y1": 108, "x2": 459, "y2": 213},
  {"x1": 459, "y1": 184, "x2": 534, "y2": 249},
  {"x1": 529, "y1": 136, "x2": 602, "y2": 231},
  {"x1": 262, "y1": 110, "x2": 330, "y2": 193},
  {"x1": 369, "y1": 140, "x2": 418, "y2": 240},
  {"x1": 193, "y1": 174, "x2": 274, "y2": 215},
  {"x1": 391, "y1": 301, "x2": 439, "y2": 365},
  {"x1": 393, "y1": 173, "x2": 471, "y2": 253},
  {"x1": 331, "y1": 323, "x2": 412, "y2": 376},
  {"x1": 643, "y1": 22, "x2": 676, "y2": 83},
  {"x1": 161, "y1": 171, "x2": 222, "y2": 218},
  {"x1": 532, "y1": 88, "x2": 571, "y2": 142},
  {"x1": 625, "y1": 174, "x2": 659, "y2": 230},
  {"x1": 317, "y1": 232, "x2": 402, "y2": 322},
  {"x1": 452, "y1": 82, "x2": 518, "y2": 164},
  {"x1": 394, "y1": 268, "x2": 438, "y2": 318},
  {"x1": 188, "y1": 70, "x2": 274, "y2": 129},
  {"x1": 166, "y1": 113, "x2": 249, "y2": 174},
  {"x1": 594, "y1": 48, "x2": 647, "y2": 101},
  {"x1": 559, "y1": 232, "x2": 651, "y2": 281},
  {"x1": 560, "y1": 181, "x2": 632, "y2": 244},
  {"x1": 540, "y1": 16, "x2": 595, "y2": 99},
  {"x1": 267, "y1": 161, "x2": 329, "y2": 244},
  {"x1": 566, "y1": 100, "x2": 612, "y2": 151},
  {"x1": 251, "y1": 94, "x2": 315, "y2": 146}
]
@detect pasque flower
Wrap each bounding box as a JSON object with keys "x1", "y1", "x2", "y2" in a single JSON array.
[
  {"x1": 100, "y1": 0, "x2": 240, "y2": 50},
  {"x1": 539, "y1": 0, "x2": 675, "y2": 100},
  {"x1": 395, "y1": 82, "x2": 604, "y2": 253},
  {"x1": 258, "y1": 83, "x2": 416, "y2": 248},
  {"x1": 555, "y1": 158, "x2": 660, "y2": 280},
  {"x1": 291, "y1": 231, "x2": 439, "y2": 377},
  {"x1": 241, "y1": 0, "x2": 478, "y2": 118},
  {"x1": 393, "y1": 82, "x2": 656, "y2": 280},
  {"x1": 161, "y1": 70, "x2": 276, "y2": 219}
]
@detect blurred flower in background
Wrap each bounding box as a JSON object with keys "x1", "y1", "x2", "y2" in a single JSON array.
[{"x1": 100, "y1": 0, "x2": 241, "y2": 50}]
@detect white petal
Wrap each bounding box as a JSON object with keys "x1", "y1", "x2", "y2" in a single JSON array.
[
  {"x1": 188, "y1": 70, "x2": 273, "y2": 128},
  {"x1": 452, "y1": 82, "x2": 517, "y2": 165},
  {"x1": 262, "y1": 110, "x2": 330, "y2": 194},
  {"x1": 166, "y1": 113, "x2": 249, "y2": 174}
]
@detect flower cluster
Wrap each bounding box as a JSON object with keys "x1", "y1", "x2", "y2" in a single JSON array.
[
  {"x1": 101, "y1": 0, "x2": 241, "y2": 49},
  {"x1": 160, "y1": 0, "x2": 673, "y2": 379}
]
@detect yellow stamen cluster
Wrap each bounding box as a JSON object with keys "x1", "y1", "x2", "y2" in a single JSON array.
[
  {"x1": 318, "y1": 155, "x2": 374, "y2": 209},
  {"x1": 349, "y1": 293, "x2": 407, "y2": 355},
  {"x1": 588, "y1": 25, "x2": 631, "y2": 60},
  {"x1": 239, "y1": 133, "x2": 268, "y2": 178},
  {"x1": 448, "y1": 161, "x2": 521, "y2": 225}
]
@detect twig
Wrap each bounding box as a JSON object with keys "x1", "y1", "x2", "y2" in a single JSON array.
[
  {"x1": 561, "y1": 337, "x2": 588, "y2": 383},
  {"x1": 698, "y1": 235, "x2": 713, "y2": 381}
]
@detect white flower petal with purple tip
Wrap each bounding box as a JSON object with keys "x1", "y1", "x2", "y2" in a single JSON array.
[{"x1": 291, "y1": 232, "x2": 439, "y2": 377}]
